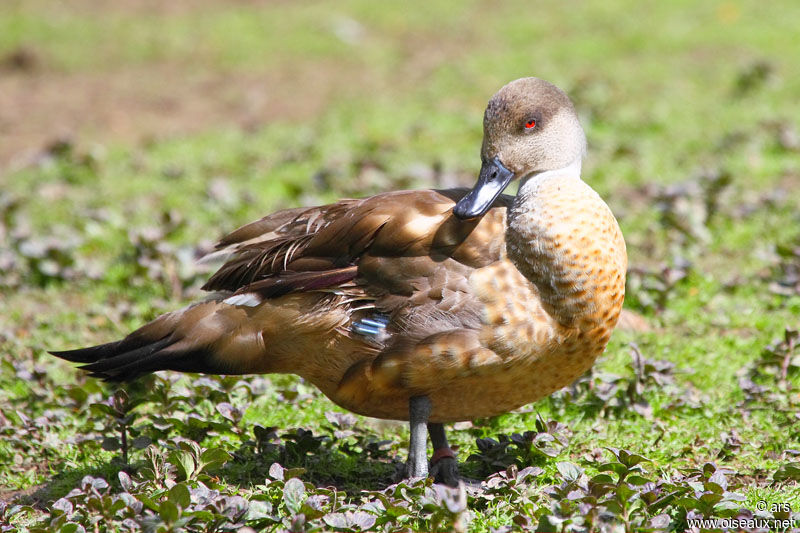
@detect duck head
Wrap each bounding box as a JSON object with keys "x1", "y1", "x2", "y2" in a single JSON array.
[{"x1": 453, "y1": 77, "x2": 587, "y2": 220}]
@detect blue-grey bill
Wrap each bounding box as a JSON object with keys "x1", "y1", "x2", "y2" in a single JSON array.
[{"x1": 453, "y1": 156, "x2": 516, "y2": 220}]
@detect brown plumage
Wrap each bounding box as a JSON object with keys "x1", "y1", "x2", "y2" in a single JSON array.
[{"x1": 52, "y1": 77, "x2": 627, "y2": 483}]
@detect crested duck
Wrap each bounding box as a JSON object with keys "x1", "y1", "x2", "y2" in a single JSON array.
[{"x1": 52, "y1": 78, "x2": 627, "y2": 485}]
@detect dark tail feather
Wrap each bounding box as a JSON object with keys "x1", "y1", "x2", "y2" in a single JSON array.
[
  {"x1": 50, "y1": 325, "x2": 169, "y2": 364},
  {"x1": 50, "y1": 300, "x2": 268, "y2": 381},
  {"x1": 50, "y1": 336, "x2": 179, "y2": 382},
  {"x1": 50, "y1": 341, "x2": 126, "y2": 364}
]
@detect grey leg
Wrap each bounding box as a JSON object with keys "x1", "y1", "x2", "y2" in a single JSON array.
[
  {"x1": 428, "y1": 422, "x2": 449, "y2": 450},
  {"x1": 428, "y1": 422, "x2": 460, "y2": 487},
  {"x1": 406, "y1": 395, "x2": 431, "y2": 478}
]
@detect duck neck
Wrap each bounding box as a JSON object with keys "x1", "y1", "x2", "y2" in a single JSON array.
[{"x1": 506, "y1": 160, "x2": 626, "y2": 330}]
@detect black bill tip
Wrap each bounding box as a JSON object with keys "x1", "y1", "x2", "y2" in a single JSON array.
[{"x1": 453, "y1": 157, "x2": 516, "y2": 220}]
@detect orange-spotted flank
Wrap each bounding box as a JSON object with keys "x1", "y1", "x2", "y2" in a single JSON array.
[{"x1": 52, "y1": 78, "x2": 627, "y2": 485}]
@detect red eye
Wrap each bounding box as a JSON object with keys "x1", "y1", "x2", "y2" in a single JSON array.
[{"x1": 525, "y1": 119, "x2": 536, "y2": 129}]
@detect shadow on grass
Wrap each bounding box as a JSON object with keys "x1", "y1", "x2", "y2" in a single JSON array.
[
  {"x1": 16, "y1": 434, "x2": 403, "y2": 513},
  {"x1": 221, "y1": 431, "x2": 404, "y2": 494},
  {"x1": 13, "y1": 461, "x2": 130, "y2": 510}
]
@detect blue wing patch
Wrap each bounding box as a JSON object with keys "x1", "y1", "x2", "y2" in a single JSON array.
[{"x1": 351, "y1": 314, "x2": 391, "y2": 339}]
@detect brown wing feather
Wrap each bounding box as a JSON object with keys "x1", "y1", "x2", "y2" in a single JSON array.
[
  {"x1": 203, "y1": 188, "x2": 512, "y2": 300},
  {"x1": 237, "y1": 267, "x2": 359, "y2": 299}
]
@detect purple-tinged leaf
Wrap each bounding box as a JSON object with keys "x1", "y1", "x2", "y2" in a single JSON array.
[
  {"x1": 350, "y1": 511, "x2": 377, "y2": 529},
  {"x1": 649, "y1": 513, "x2": 671, "y2": 529},
  {"x1": 118, "y1": 471, "x2": 133, "y2": 492},
  {"x1": 216, "y1": 402, "x2": 236, "y2": 422},
  {"x1": 81, "y1": 476, "x2": 108, "y2": 492},
  {"x1": 51, "y1": 498, "x2": 73, "y2": 515},
  {"x1": 708, "y1": 469, "x2": 728, "y2": 491},
  {"x1": 268, "y1": 462, "x2": 285, "y2": 480},
  {"x1": 324, "y1": 411, "x2": 357, "y2": 429},
  {"x1": 556, "y1": 461, "x2": 583, "y2": 482},
  {"x1": 283, "y1": 477, "x2": 305, "y2": 515},
  {"x1": 323, "y1": 512, "x2": 349, "y2": 529},
  {"x1": 516, "y1": 466, "x2": 543, "y2": 482}
]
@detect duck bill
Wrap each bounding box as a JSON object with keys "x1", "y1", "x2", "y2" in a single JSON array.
[{"x1": 453, "y1": 156, "x2": 516, "y2": 220}]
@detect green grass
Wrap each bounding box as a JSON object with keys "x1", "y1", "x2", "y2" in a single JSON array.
[{"x1": 2, "y1": 0, "x2": 800, "y2": 531}]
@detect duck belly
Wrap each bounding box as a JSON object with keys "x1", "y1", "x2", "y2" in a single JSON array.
[{"x1": 319, "y1": 329, "x2": 607, "y2": 422}]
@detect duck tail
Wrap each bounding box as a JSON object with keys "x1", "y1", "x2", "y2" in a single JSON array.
[{"x1": 50, "y1": 300, "x2": 242, "y2": 382}]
